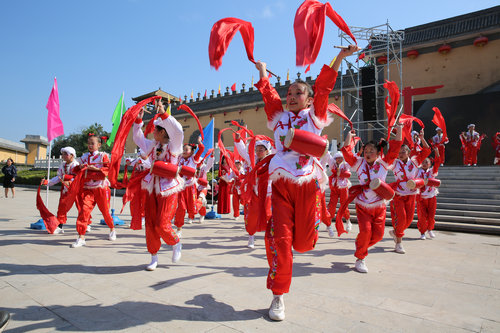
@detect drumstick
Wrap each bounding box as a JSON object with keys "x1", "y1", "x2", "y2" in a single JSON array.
[
  {"x1": 333, "y1": 45, "x2": 349, "y2": 49},
  {"x1": 250, "y1": 59, "x2": 278, "y2": 77}
]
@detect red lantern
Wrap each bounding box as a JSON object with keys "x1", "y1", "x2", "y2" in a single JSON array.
[
  {"x1": 223, "y1": 112, "x2": 227, "y2": 116},
  {"x1": 407, "y1": 50, "x2": 419, "y2": 59},
  {"x1": 473, "y1": 36, "x2": 488, "y2": 47},
  {"x1": 377, "y1": 56, "x2": 387, "y2": 65},
  {"x1": 334, "y1": 95, "x2": 339, "y2": 101},
  {"x1": 438, "y1": 44, "x2": 451, "y2": 55}
]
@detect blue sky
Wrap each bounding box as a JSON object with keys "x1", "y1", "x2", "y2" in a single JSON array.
[{"x1": 0, "y1": 0, "x2": 495, "y2": 143}]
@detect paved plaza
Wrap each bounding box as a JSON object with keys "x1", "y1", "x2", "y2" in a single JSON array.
[{"x1": 0, "y1": 187, "x2": 499, "y2": 332}]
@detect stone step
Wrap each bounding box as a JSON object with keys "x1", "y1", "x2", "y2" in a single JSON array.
[
  {"x1": 438, "y1": 183, "x2": 499, "y2": 189},
  {"x1": 436, "y1": 192, "x2": 500, "y2": 200},
  {"x1": 434, "y1": 179, "x2": 500, "y2": 186},
  {"x1": 435, "y1": 209, "x2": 500, "y2": 219},
  {"x1": 437, "y1": 197, "x2": 500, "y2": 206},
  {"x1": 436, "y1": 202, "x2": 500, "y2": 212}
]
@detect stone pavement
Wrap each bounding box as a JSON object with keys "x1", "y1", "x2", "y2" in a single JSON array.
[{"x1": 1, "y1": 187, "x2": 499, "y2": 332}]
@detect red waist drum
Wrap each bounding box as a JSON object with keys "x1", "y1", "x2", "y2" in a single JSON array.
[
  {"x1": 369, "y1": 178, "x2": 395, "y2": 200},
  {"x1": 407, "y1": 179, "x2": 425, "y2": 190},
  {"x1": 283, "y1": 128, "x2": 329, "y2": 158},
  {"x1": 197, "y1": 178, "x2": 208, "y2": 187},
  {"x1": 150, "y1": 161, "x2": 179, "y2": 179},
  {"x1": 425, "y1": 178, "x2": 441, "y2": 187},
  {"x1": 85, "y1": 170, "x2": 105, "y2": 181},
  {"x1": 179, "y1": 165, "x2": 196, "y2": 178}
]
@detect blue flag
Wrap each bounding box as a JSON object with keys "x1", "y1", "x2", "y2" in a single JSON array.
[{"x1": 201, "y1": 119, "x2": 214, "y2": 157}]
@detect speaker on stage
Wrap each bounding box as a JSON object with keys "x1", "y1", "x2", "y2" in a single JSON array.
[{"x1": 361, "y1": 66, "x2": 377, "y2": 121}]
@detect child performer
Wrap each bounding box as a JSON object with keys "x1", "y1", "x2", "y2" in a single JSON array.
[
  {"x1": 254, "y1": 45, "x2": 358, "y2": 321},
  {"x1": 431, "y1": 127, "x2": 448, "y2": 166},
  {"x1": 217, "y1": 156, "x2": 232, "y2": 214},
  {"x1": 234, "y1": 134, "x2": 272, "y2": 249},
  {"x1": 493, "y1": 132, "x2": 500, "y2": 165},
  {"x1": 125, "y1": 150, "x2": 150, "y2": 230},
  {"x1": 389, "y1": 129, "x2": 431, "y2": 254},
  {"x1": 195, "y1": 151, "x2": 214, "y2": 223},
  {"x1": 341, "y1": 125, "x2": 402, "y2": 273},
  {"x1": 175, "y1": 138, "x2": 204, "y2": 236},
  {"x1": 231, "y1": 160, "x2": 245, "y2": 220},
  {"x1": 43, "y1": 147, "x2": 80, "y2": 234},
  {"x1": 326, "y1": 151, "x2": 352, "y2": 234},
  {"x1": 72, "y1": 135, "x2": 116, "y2": 248},
  {"x1": 410, "y1": 131, "x2": 422, "y2": 158},
  {"x1": 416, "y1": 148, "x2": 441, "y2": 239},
  {"x1": 133, "y1": 104, "x2": 183, "y2": 270},
  {"x1": 460, "y1": 124, "x2": 484, "y2": 166}
]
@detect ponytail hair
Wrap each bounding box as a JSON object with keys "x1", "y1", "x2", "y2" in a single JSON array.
[{"x1": 363, "y1": 139, "x2": 387, "y2": 153}]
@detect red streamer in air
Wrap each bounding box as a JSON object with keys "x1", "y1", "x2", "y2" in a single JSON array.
[
  {"x1": 178, "y1": 104, "x2": 204, "y2": 140},
  {"x1": 431, "y1": 107, "x2": 447, "y2": 144},
  {"x1": 328, "y1": 103, "x2": 352, "y2": 128}
]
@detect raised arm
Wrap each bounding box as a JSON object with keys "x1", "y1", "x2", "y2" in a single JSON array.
[
  {"x1": 383, "y1": 123, "x2": 403, "y2": 165},
  {"x1": 133, "y1": 109, "x2": 156, "y2": 155},
  {"x1": 234, "y1": 133, "x2": 251, "y2": 166},
  {"x1": 193, "y1": 137, "x2": 204, "y2": 163},
  {"x1": 254, "y1": 61, "x2": 284, "y2": 128},
  {"x1": 414, "y1": 129, "x2": 431, "y2": 165},
  {"x1": 341, "y1": 130, "x2": 360, "y2": 167}
]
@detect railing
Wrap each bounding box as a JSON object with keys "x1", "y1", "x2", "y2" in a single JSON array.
[{"x1": 34, "y1": 153, "x2": 140, "y2": 169}]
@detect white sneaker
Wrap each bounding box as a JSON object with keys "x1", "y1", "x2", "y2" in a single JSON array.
[
  {"x1": 198, "y1": 216, "x2": 205, "y2": 224},
  {"x1": 268, "y1": 295, "x2": 285, "y2": 321},
  {"x1": 172, "y1": 242, "x2": 182, "y2": 263},
  {"x1": 109, "y1": 230, "x2": 117, "y2": 241},
  {"x1": 427, "y1": 230, "x2": 436, "y2": 238},
  {"x1": 345, "y1": 220, "x2": 352, "y2": 233},
  {"x1": 355, "y1": 259, "x2": 368, "y2": 273},
  {"x1": 187, "y1": 219, "x2": 193, "y2": 224},
  {"x1": 389, "y1": 229, "x2": 397, "y2": 243},
  {"x1": 473, "y1": 164, "x2": 477, "y2": 166},
  {"x1": 177, "y1": 230, "x2": 182, "y2": 239},
  {"x1": 86, "y1": 225, "x2": 92, "y2": 232},
  {"x1": 53, "y1": 227, "x2": 64, "y2": 234},
  {"x1": 395, "y1": 243, "x2": 406, "y2": 254},
  {"x1": 146, "y1": 255, "x2": 158, "y2": 271},
  {"x1": 71, "y1": 238, "x2": 86, "y2": 248},
  {"x1": 247, "y1": 235, "x2": 255, "y2": 248},
  {"x1": 141, "y1": 217, "x2": 145, "y2": 227},
  {"x1": 327, "y1": 225, "x2": 335, "y2": 238},
  {"x1": 419, "y1": 234, "x2": 426, "y2": 240}
]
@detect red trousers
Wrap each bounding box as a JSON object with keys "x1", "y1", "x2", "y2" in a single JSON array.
[
  {"x1": 76, "y1": 187, "x2": 113, "y2": 235},
  {"x1": 390, "y1": 194, "x2": 416, "y2": 238},
  {"x1": 417, "y1": 196, "x2": 437, "y2": 234},
  {"x1": 232, "y1": 187, "x2": 241, "y2": 218},
  {"x1": 320, "y1": 191, "x2": 331, "y2": 226},
  {"x1": 328, "y1": 187, "x2": 350, "y2": 222},
  {"x1": 245, "y1": 192, "x2": 271, "y2": 235},
  {"x1": 217, "y1": 180, "x2": 231, "y2": 214},
  {"x1": 465, "y1": 145, "x2": 479, "y2": 165},
  {"x1": 174, "y1": 185, "x2": 197, "y2": 228},
  {"x1": 196, "y1": 189, "x2": 208, "y2": 217},
  {"x1": 145, "y1": 191, "x2": 179, "y2": 254},
  {"x1": 354, "y1": 204, "x2": 386, "y2": 260},
  {"x1": 437, "y1": 145, "x2": 445, "y2": 164},
  {"x1": 265, "y1": 178, "x2": 321, "y2": 295},
  {"x1": 57, "y1": 189, "x2": 81, "y2": 224},
  {"x1": 130, "y1": 189, "x2": 146, "y2": 230}
]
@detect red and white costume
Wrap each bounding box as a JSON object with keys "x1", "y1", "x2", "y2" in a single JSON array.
[
  {"x1": 133, "y1": 113, "x2": 183, "y2": 255},
  {"x1": 76, "y1": 151, "x2": 114, "y2": 235},
  {"x1": 126, "y1": 155, "x2": 150, "y2": 230},
  {"x1": 256, "y1": 64, "x2": 336, "y2": 295},
  {"x1": 218, "y1": 160, "x2": 233, "y2": 214},
  {"x1": 389, "y1": 147, "x2": 431, "y2": 238},
  {"x1": 196, "y1": 154, "x2": 214, "y2": 218},
  {"x1": 342, "y1": 141, "x2": 401, "y2": 260},
  {"x1": 431, "y1": 131, "x2": 448, "y2": 165},
  {"x1": 324, "y1": 152, "x2": 351, "y2": 225},
  {"x1": 416, "y1": 158, "x2": 440, "y2": 234},
  {"x1": 493, "y1": 133, "x2": 500, "y2": 165},
  {"x1": 47, "y1": 158, "x2": 80, "y2": 224},
  {"x1": 174, "y1": 144, "x2": 204, "y2": 228},
  {"x1": 410, "y1": 133, "x2": 422, "y2": 158},
  {"x1": 229, "y1": 164, "x2": 245, "y2": 218},
  {"x1": 462, "y1": 127, "x2": 483, "y2": 166},
  {"x1": 234, "y1": 138, "x2": 272, "y2": 235}
]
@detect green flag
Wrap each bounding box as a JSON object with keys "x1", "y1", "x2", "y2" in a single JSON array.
[{"x1": 107, "y1": 93, "x2": 125, "y2": 146}]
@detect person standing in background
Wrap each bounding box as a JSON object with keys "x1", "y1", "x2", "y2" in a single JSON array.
[{"x1": 2, "y1": 158, "x2": 16, "y2": 198}]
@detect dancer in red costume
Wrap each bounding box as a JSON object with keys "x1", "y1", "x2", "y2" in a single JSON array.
[
  {"x1": 493, "y1": 132, "x2": 500, "y2": 165},
  {"x1": 389, "y1": 129, "x2": 431, "y2": 254},
  {"x1": 460, "y1": 124, "x2": 485, "y2": 166},
  {"x1": 43, "y1": 147, "x2": 80, "y2": 234},
  {"x1": 430, "y1": 127, "x2": 448, "y2": 166},
  {"x1": 324, "y1": 151, "x2": 352, "y2": 235},
  {"x1": 230, "y1": 160, "x2": 245, "y2": 220},
  {"x1": 409, "y1": 131, "x2": 422, "y2": 158},
  {"x1": 133, "y1": 103, "x2": 183, "y2": 270},
  {"x1": 341, "y1": 125, "x2": 403, "y2": 273},
  {"x1": 175, "y1": 138, "x2": 204, "y2": 237},
  {"x1": 72, "y1": 135, "x2": 116, "y2": 248},
  {"x1": 234, "y1": 134, "x2": 272, "y2": 249},
  {"x1": 195, "y1": 151, "x2": 214, "y2": 223},
  {"x1": 254, "y1": 45, "x2": 358, "y2": 321},
  {"x1": 217, "y1": 156, "x2": 232, "y2": 214},
  {"x1": 416, "y1": 148, "x2": 441, "y2": 239},
  {"x1": 125, "y1": 151, "x2": 150, "y2": 230}
]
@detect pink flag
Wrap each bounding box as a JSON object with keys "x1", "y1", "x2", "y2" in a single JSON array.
[{"x1": 46, "y1": 78, "x2": 64, "y2": 141}]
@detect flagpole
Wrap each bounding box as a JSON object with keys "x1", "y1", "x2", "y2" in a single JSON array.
[
  {"x1": 211, "y1": 118, "x2": 215, "y2": 208},
  {"x1": 46, "y1": 140, "x2": 52, "y2": 205}
]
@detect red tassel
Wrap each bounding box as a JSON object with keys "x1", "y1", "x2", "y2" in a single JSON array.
[
  {"x1": 294, "y1": 0, "x2": 357, "y2": 66},
  {"x1": 144, "y1": 113, "x2": 161, "y2": 137},
  {"x1": 209, "y1": 17, "x2": 255, "y2": 70},
  {"x1": 218, "y1": 127, "x2": 240, "y2": 175},
  {"x1": 327, "y1": 103, "x2": 352, "y2": 128},
  {"x1": 35, "y1": 184, "x2": 59, "y2": 234},
  {"x1": 384, "y1": 81, "x2": 400, "y2": 141}
]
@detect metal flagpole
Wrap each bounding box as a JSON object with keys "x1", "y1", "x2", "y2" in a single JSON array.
[
  {"x1": 211, "y1": 118, "x2": 215, "y2": 208},
  {"x1": 46, "y1": 140, "x2": 52, "y2": 205}
]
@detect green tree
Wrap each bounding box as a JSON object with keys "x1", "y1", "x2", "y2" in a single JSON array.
[{"x1": 51, "y1": 123, "x2": 111, "y2": 158}]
